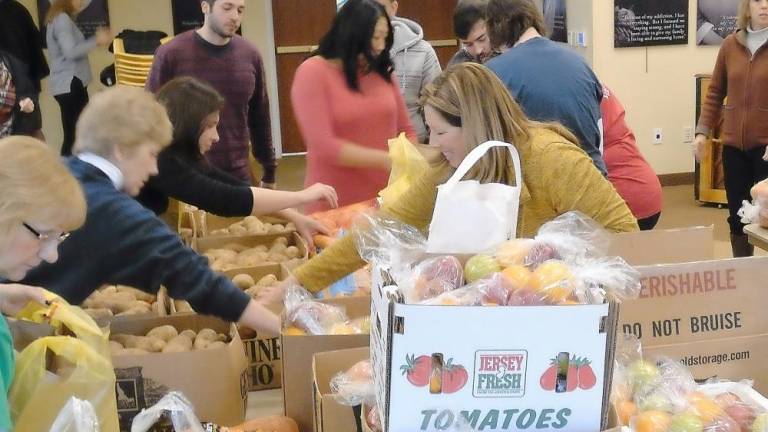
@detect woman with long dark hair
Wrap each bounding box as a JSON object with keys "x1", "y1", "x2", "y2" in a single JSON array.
[
  {"x1": 290, "y1": 0, "x2": 416, "y2": 213},
  {"x1": 136, "y1": 77, "x2": 336, "y2": 247}
]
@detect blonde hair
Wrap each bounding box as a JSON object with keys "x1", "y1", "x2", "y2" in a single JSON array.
[
  {"x1": 0, "y1": 137, "x2": 86, "y2": 255},
  {"x1": 73, "y1": 86, "x2": 173, "y2": 157},
  {"x1": 420, "y1": 62, "x2": 578, "y2": 184},
  {"x1": 738, "y1": 0, "x2": 753, "y2": 31},
  {"x1": 45, "y1": 0, "x2": 78, "y2": 24}
]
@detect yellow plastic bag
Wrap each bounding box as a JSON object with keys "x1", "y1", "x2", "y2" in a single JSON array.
[
  {"x1": 379, "y1": 133, "x2": 429, "y2": 205},
  {"x1": 9, "y1": 336, "x2": 118, "y2": 431},
  {"x1": 15, "y1": 291, "x2": 110, "y2": 358}
]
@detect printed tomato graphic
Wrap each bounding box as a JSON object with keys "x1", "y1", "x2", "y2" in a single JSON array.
[
  {"x1": 441, "y1": 358, "x2": 468, "y2": 394},
  {"x1": 400, "y1": 354, "x2": 431, "y2": 387},
  {"x1": 566, "y1": 363, "x2": 579, "y2": 392},
  {"x1": 577, "y1": 359, "x2": 597, "y2": 390},
  {"x1": 540, "y1": 364, "x2": 557, "y2": 391}
]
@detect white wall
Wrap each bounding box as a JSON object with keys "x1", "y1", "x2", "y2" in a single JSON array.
[
  {"x1": 16, "y1": 0, "x2": 281, "y2": 154},
  {"x1": 591, "y1": 1, "x2": 719, "y2": 175}
]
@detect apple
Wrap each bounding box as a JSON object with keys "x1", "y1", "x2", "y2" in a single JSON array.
[
  {"x1": 464, "y1": 254, "x2": 501, "y2": 283},
  {"x1": 524, "y1": 243, "x2": 561, "y2": 268},
  {"x1": 715, "y1": 392, "x2": 743, "y2": 409},
  {"x1": 669, "y1": 413, "x2": 704, "y2": 432},
  {"x1": 724, "y1": 403, "x2": 756, "y2": 432},
  {"x1": 627, "y1": 360, "x2": 660, "y2": 393}
]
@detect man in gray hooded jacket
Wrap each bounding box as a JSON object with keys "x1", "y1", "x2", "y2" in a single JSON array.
[{"x1": 377, "y1": 0, "x2": 441, "y2": 143}]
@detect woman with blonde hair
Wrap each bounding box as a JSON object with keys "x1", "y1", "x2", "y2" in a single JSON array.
[
  {"x1": 46, "y1": 0, "x2": 112, "y2": 155},
  {"x1": 695, "y1": 0, "x2": 768, "y2": 257},
  {"x1": 0, "y1": 136, "x2": 86, "y2": 430},
  {"x1": 257, "y1": 63, "x2": 637, "y2": 301}
]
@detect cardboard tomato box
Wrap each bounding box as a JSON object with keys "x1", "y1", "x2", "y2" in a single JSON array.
[
  {"x1": 370, "y1": 274, "x2": 619, "y2": 432},
  {"x1": 621, "y1": 256, "x2": 768, "y2": 393},
  {"x1": 281, "y1": 296, "x2": 371, "y2": 432},
  {"x1": 108, "y1": 314, "x2": 248, "y2": 431},
  {"x1": 607, "y1": 226, "x2": 714, "y2": 266},
  {"x1": 312, "y1": 347, "x2": 370, "y2": 432}
]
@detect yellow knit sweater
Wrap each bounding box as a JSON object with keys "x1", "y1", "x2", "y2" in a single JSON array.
[{"x1": 294, "y1": 128, "x2": 638, "y2": 292}]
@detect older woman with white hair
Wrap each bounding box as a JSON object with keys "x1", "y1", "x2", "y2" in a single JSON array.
[{"x1": 0, "y1": 136, "x2": 87, "y2": 430}]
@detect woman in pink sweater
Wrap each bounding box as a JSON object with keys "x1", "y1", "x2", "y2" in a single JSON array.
[{"x1": 291, "y1": 0, "x2": 415, "y2": 213}]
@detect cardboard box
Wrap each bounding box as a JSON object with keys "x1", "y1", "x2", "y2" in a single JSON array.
[
  {"x1": 371, "y1": 277, "x2": 619, "y2": 432},
  {"x1": 195, "y1": 212, "x2": 293, "y2": 238},
  {"x1": 281, "y1": 296, "x2": 371, "y2": 432},
  {"x1": 313, "y1": 347, "x2": 370, "y2": 432},
  {"x1": 624, "y1": 257, "x2": 768, "y2": 393},
  {"x1": 108, "y1": 314, "x2": 248, "y2": 431},
  {"x1": 607, "y1": 226, "x2": 714, "y2": 266},
  {"x1": 226, "y1": 264, "x2": 289, "y2": 391},
  {"x1": 193, "y1": 231, "x2": 309, "y2": 272}
]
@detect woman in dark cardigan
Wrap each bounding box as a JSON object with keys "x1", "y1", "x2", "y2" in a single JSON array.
[{"x1": 136, "y1": 77, "x2": 336, "y2": 247}]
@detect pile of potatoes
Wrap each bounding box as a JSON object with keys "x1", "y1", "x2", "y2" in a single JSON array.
[
  {"x1": 203, "y1": 237, "x2": 303, "y2": 271},
  {"x1": 208, "y1": 215, "x2": 295, "y2": 237},
  {"x1": 231, "y1": 273, "x2": 280, "y2": 299},
  {"x1": 109, "y1": 325, "x2": 228, "y2": 356},
  {"x1": 82, "y1": 285, "x2": 162, "y2": 319}
]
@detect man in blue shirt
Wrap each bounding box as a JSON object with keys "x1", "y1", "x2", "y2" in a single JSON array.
[{"x1": 485, "y1": 0, "x2": 606, "y2": 175}]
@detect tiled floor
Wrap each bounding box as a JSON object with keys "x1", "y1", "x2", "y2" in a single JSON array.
[{"x1": 245, "y1": 163, "x2": 759, "y2": 419}]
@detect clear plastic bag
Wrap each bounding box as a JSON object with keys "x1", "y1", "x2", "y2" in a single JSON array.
[
  {"x1": 526, "y1": 211, "x2": 610, "y2": 267},
  {"x1": 49, "y1": 397, "x2": 100, "y2": 432},
  {"x1": 330, "y1": 360, "x2": 374, "y2": 406},
  {"x1": 572, "y1": 257, "x2": 641, "y2": 304},
  {"x1": 283, "y1": 286, "x2": 351, "y2": 335},
  {"x1": 405, "y1": 255, "x2": 464, "y2": 303},
  {"x1": 130, "y1": 392, "x2": 203, "y2": 432}
]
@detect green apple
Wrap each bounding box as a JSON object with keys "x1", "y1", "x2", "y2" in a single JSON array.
[
  {"x1": 627, "y1": 359, "x2": 660, "y2": 393},
  {"x1": 637, "y1": 392, "x2": 673, "y2": 412},
  {"x1": 669, "y1": 413, "x2": 704, "y2": 432},
  {"x1": 464, "y1": 254, "x2": 501, "y2": 283},
  {"x1": 751, "y1": 412, "x2": 768, "y2": 432}
]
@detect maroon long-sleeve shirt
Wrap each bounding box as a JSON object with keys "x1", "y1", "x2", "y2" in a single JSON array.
[{"x1": 146, "y1": 31, "x2": 276, "y2": 183}]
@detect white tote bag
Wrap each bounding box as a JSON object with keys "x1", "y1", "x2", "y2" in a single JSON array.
[{"x1": 426, "y1": 141, "x2": 522, "y2": 254}]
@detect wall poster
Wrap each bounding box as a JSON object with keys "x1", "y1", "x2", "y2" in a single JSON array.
[
  {"x1": 697, "y1": 0, "x2": 739, "y2": 45},
  {"x1": 614, "y1": 0, "x2": 688, "y2": 48},
  {"x1": 542, "y1": 0, "x2": 567, "y2": 43},
  {"x1": 37, "y1": 0, "x2": 110, "y2": 48}
]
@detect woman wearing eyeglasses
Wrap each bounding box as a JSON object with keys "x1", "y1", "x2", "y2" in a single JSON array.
[{"x1": 0, "y1": 136, "x2": 86, "y2": 431}]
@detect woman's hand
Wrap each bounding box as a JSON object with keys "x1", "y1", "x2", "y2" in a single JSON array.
[
  {"x1": 299, "y1": 183, "x2": 338, "y2": 209},
  {"x1": 18, "y1": 98, "x2": 34, "y2": 113},
  {"x1": 693, "y1": 134, "x2": 708, "y2": 162},
  {"x1": 95, "y1": 27, "x2": 114, "y2": 48},
  {"x1": 290, "y1": 212, "x2": 331, "y2": 251},
  {"x1": 763, "y1": 146, "x2": 768, "y2": 162},
  {"x1": 256, "y1": 275, "x2": 297, "y2": 306},
  {"x1": 0, "y1": 284, "x2": 49, "y2": 317}
]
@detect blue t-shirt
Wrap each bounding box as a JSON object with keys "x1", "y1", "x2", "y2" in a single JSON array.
[{"x1": 487, "y1": 37, "x2": 606, "y2": 175}]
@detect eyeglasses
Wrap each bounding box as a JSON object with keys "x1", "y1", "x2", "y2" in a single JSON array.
[{"x1": 22, "y1": 222, "x2": 70, "y2": 243}]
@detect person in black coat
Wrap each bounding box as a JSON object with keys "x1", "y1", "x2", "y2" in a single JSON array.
[
  {"x1": 0, "y1": 0, "x2": 50, "y2": 139},
  {"x1": 0, "y1": 51, "x2": 38, "y2": 137},
  {"x1": 136, "y1": 77, "x2": 337, "y2": 249}
]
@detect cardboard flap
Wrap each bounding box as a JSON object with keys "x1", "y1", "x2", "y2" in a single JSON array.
[{"x1": 608, "y1": 226, "x2": 714, "y2": 265}]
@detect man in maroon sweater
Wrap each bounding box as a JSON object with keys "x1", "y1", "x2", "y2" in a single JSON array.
[{"x1": 146, "y1": 0, "x2": 277, "y2": 186}]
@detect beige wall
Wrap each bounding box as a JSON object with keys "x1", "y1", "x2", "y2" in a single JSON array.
[
  {"x1": 591, "y1": 1, "x2": 718, "y2": 175},
  {"x1": 17, "y1": 0, "x2": 280, "y2": 154}
]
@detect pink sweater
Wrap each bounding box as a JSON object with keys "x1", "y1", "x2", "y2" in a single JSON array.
[{"x1": 291, "y1": 56, "x2": 415, "y2": 213}]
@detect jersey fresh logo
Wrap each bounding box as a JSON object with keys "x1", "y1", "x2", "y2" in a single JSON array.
[{"x1": 473, "y1": 350, "x2": 527, "y2": 398}]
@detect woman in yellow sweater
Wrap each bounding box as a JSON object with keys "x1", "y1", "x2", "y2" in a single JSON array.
[{"x1": 257, "y1": 63, "x2": 637, "y2": 300}]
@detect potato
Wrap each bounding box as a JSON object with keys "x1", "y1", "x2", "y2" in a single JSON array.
[
  {"x1": 285, "y1": 222, "x2": 296, "y2": 230},
  {"x1": 256, "y1": 274, "x2": 278, "y2": 288},
  {"x1": 285, "y1": 246, "x2": 300, "y2": 259},
  {"x1": 229, "y1": 225, "x2": 247, "y2": 236},
  {"x1": 162, "y1": 334, "x2": 193, "y2": 353},
  {"x1": 109, "y1": 341, "x2": 124, "y2": 355},
  {"x1": 84, "y1": 308, "x2": 113, "y2": 320},
  {"x1": 174, "y1": 300, "x2": 194, "y2": 313},
  {"x1": 232, "y1": 274, "x2": 256, "y2": 290},
  {"x1": 116, "y1": 286, "x2": 155, "y2": 303},
  {"x1": 180, "y1": 329, "x2": 197, "y2": 340},
  {"x1": 146, "y1": 325, "x2": 178, "y2": 342},
  {"x1": 112, "y1": 334, "x2": 165, "y2": 352},
  {"x1": 101, "y1": 285, "x2": 118, "y2": 295},
  {"x1": 194, "y1": 328, "x2": 219, "y2": 350},
  {"x1": 221, "y1": 243, "x2": 248, "y2": 253},
  {"x1": 267, "y1": 224, "x2": 284, "y2": 234}
]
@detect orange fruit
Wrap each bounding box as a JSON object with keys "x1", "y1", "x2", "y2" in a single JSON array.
[
  {"x1": 283, "y1": 326, "x2": 306, "y2": 336},
  {"x1": 634, "y1": 410, "x2": 671, "y2": 432},
  {"x1": 495, "y1": 239, "x2": 533, "y2": 267},
  {"x1": 616, "y1": 400, "x2": 637, "y2": 426},
  {"x1": 500, "y1": 265, "x2": 532, "y2": 291},
  {"x1": 687, "y1": 393, "x2": 723, "y2": 423},
  {"x1": 526, "y1": 260, "x2": 574, "y2": 303}
]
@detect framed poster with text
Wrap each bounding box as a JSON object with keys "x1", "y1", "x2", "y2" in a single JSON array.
[
  {"x1": 697, "y1": 0, "x2": 739, "y2": 46},
  {"x1": 614, "y1": 0, "x2": 688, "y2": 48}
]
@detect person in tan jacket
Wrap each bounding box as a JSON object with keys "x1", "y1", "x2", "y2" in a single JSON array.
[
  {"x1": 257, "y1": 63, "x2": 637, "y2": 300},
  {"x1": 695, "y1": 0, "x2": 768, "y2": 257}
]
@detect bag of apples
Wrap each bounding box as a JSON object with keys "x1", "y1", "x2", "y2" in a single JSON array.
[{"x1": 738, "y1": 178, "x2": 768, "y2": 228}]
